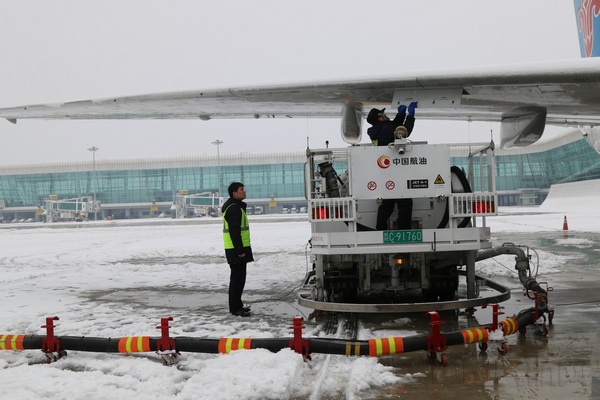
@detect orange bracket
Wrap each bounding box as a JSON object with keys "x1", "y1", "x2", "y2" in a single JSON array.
[
  {"x1": 155, "y1": 317, "x2": 177, "y2": 352},
  {"x1": 41, "y1": 316, "x2": 63, "y2": 362},
  {"x1": 289, "y1": 316, "x2": 311, "y2": 361},
  {"x1": 426, "y1": 311, "x2": 447, "y2": 353},
  {"x1": 482, "y1": 303, "x2": 504, "y2": 332}
]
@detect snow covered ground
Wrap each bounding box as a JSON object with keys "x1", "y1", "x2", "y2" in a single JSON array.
[{"x1": 0, "y1": 185, "x2": 598, "y2": 399}]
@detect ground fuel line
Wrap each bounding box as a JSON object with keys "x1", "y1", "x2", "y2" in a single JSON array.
[{"x1": 0, "y1": 304, "x2": 549, "y2": 366}]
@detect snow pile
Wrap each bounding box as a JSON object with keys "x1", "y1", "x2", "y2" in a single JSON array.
[
  {"x1": 539, "y1": 179, "x2": 600, "y2": 214},
  {"x1": 0, "y1": 220, "x2": 414, "y2": 399}
]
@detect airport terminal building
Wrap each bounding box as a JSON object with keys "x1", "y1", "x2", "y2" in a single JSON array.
[{"x1": 1, "y1": 129, "x2": 599, "y2": 221}]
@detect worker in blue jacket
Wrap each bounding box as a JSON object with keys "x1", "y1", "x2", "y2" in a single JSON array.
[
  {"x1": 366, "y1": 102, "x2": 417, "y2": 146},
  {"x1": 367, "y1": 102, "x2": 418, "y2": 230}
]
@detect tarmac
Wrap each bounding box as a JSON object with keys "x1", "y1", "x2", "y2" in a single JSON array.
[
  {"x1": 83, "y1": 224, "x2": 600, "y2": 399},
  {"x1": 366, "y1": 230, "x2": 600, "y2": 400},
  {"x1": 7, "y1": 217, "x2": 597, "y2": 398}
]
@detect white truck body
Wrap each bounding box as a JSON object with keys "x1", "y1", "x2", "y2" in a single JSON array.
[{"x1": 299, "y1": 141, "x2": 500, "y2": 312}]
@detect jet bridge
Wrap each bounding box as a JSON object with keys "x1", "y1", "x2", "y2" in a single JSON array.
[
  {"x1": 44, "y1": 195, "x2": 100, "y2": 222},
  {"x1": 174, "y1": 191, "x2": 222, "y2": 218}
]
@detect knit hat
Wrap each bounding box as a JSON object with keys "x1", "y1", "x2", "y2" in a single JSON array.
[{"x1": 367, "y1": 108, "x2": 386, "y2": 125}]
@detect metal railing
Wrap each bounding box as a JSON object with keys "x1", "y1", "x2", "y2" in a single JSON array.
[
  {"x1": 450, "y1": 192, "x2": 498, "y2": 218},
  {"x1": 308, "y1": 197, "x2": 355, "y2": 222}
]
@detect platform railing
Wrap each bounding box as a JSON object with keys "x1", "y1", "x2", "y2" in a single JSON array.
[
  {"x1": 450, "y1": 192, "x2": 498, "y2": 218},
  {"x1": 308, "y1": 197, "x2": 355, "y2": 222},
  {"x1": 308, "y1": 193, "x2": 497, "y2": 223}
]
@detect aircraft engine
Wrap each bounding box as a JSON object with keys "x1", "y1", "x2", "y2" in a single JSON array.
[{"x1": 340, "y1": 102, "x2": 363, "y2": 144}]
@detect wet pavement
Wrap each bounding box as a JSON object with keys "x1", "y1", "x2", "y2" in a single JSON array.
[{"x1": 366, "y1": 230, "x2": 600, "y2": 399}]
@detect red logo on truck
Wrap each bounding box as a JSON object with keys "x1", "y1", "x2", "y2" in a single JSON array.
[{"x1": 377, "y1": 155, "x2": 391, "y2": 169}]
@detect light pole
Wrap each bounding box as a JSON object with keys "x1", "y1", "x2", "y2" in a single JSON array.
[
  {"x1": 212, "y1": 140, "x2": 223, "y2": 198},
  {"x1": 87, "y1": 146, "x2": 99, "y2": 221}
]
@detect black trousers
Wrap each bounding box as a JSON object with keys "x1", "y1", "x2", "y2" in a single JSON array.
[
  {"x1": 376, "y1": 198, "x2": 413, "y2": 230},
  {"x1": 228, "y1": 262, "x2": 247, "y2": 313}
]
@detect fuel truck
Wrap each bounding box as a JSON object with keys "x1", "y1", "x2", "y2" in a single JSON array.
[{"x1": 298, "y1": 137, "x2": 548, "y2": 315}]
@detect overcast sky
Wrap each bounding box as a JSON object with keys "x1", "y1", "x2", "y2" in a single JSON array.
[{"x1": 0, "y1": 1, "x2": 580, "y2": 164}]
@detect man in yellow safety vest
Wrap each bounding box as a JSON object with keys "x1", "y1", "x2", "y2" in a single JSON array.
[{"x1": 222, "y1": 182, "x2": 254, "y2": 317}]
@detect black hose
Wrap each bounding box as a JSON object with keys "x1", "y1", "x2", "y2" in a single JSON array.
[{"x1": 8, "y1": 306, "x2": 543, "y2": 359}]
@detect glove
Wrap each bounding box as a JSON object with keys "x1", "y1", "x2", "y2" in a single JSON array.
[
  {"x1": 408, "y1": 101, "x2": 418, "y2": 116},
  {"x1": 397, "y1": 105, "x2": 407, "y2": 114}
]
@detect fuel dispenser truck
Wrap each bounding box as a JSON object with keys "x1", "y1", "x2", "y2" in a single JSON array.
[{"x1": 298, "y1": 137, "x2": 550, "y2": 319}]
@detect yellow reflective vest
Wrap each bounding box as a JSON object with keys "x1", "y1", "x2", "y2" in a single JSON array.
[{"x1": 222, "y1": 203, "x2": 251, "y2": 249}]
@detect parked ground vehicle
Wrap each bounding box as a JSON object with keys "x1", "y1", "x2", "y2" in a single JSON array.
[{"x1": 298, "y1": 139, "x2": 546, "y2": 314}]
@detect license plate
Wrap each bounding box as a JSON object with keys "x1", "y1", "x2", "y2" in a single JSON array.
[{"x1": 383, "y1": 230, "x2": 423, "y2": 243}]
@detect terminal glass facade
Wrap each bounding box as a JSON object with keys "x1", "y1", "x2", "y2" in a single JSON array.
[
  {"x1": 1, "y1": 137, "x2": 599, "y2": 217},
  {"x1": 0, "y1": 162, "x2": 307, "y2": 208},
  {"x1": 450, "y1": 139, "x2": 600, "y2": 192}
]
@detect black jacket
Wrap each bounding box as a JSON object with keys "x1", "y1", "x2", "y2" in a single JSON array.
[
  {"x1": 221, "y1": 197, "x2": 254, "y2": 264},
  {"x1": 367, "y1": 111, "x2": 415, "y2": 146}
]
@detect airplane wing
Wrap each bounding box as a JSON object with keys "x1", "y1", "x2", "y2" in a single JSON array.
[{"x1": 2, "y1": 58, "x2": 600, "y2": 147}]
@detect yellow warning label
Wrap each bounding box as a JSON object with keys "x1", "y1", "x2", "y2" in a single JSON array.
[{"x1": 434, "y1": 175, "x2": 445, "y2": 184}]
